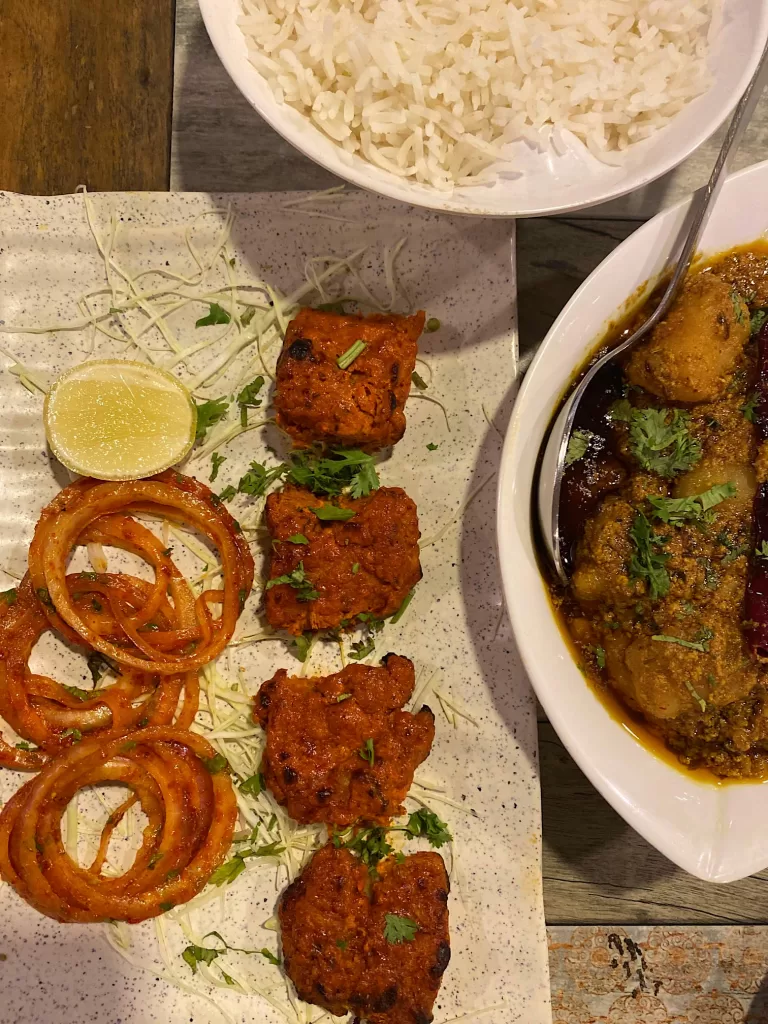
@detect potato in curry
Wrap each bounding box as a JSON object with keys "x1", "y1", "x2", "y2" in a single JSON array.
[{"x1": 557, "y1": 244, "x2": 768, "y2": 778}]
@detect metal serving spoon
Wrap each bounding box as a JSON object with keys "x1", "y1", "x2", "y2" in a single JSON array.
[{"x1": 538, "y1": 40, "x2": 768, "y2": 587}]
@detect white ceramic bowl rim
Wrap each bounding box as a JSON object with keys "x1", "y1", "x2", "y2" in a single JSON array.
[
  {"x1": 498, "y1": 158, "x2": 768, "y2": 883},
  {"x1": 198, "y1": 0, "x2": 768, "y2": 217}
]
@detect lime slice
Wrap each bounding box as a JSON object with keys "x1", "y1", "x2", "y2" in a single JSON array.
[{"x1": 44, "y1": 360, "x2": 197, "y2": 481}]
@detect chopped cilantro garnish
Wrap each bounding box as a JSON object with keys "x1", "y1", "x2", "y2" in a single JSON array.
[
  {"x1": 348, "y1": 637, "x2": 376, "y2": 661},
  {"x1": 182, "y1": 944, "x2": 222, "y2": 973},
  {"x1": 731, "y1": 288, "x2": 746, "y2": 326},
  {"x1": 218, "y1": 485, "x2": 237, "y2": 502},
  {"x1": 287, "y1": 533, "x2": 309, "y2": 545},
  {"x1": 292, "y1": 632, "x2": 313, "y2": 662},
  {"x1": 332, "y1": 825, "x2": 392, "y2": 867},
  {"x1": 236, "y1": 376, "x2": 265, "y2": 427},
  {"x1": 404, "y1": 808, "x2": 452, "y2": 848},
  {"x1": 287, "y1": 447, "x2": 379, "y2": 499},
  {"x1": 195, "y1": 302, "x2": 231, "y2": 327},
  {"x1": 195, "y1": 396, "x2": 229, "y2": 442},
  {"x1": 209, "y1": 452, "x2": 226, "y2": 482},
  {"x1": 756, "y1": 541, "x2": 768, "y2": 559},
  {"x1": 358, "y1": 737, "x2": 375, "y2": 767},
  {"x1": 628, "y1": 512, "x2": 670, "y2": 600},
  {"x1": 595, "y1": 646, "x2": 606, "y2": 670},
  {"x1": 683, "y1": 679, "x2": 708, "y2": 713},
  {"x1": 239, "y1": 773, "x2": 265, "y2": 797},
  {"x1": 412, "y1": 371, "x2": 428, "y2": 391},
  {"x1": 203, "y1": 753, "x2": 229, "y2": 774},
  {"x1": 751, "y1": 309, "x2": 768, "y2": 336},
  {"x1": 336, "y1": 693, "x2": 353, "y2": 702},
  {"x1": 260, "y1": 948, "x2": 281, "y2": 967},
  {"x1": 310, "y1": 504, "x2": 356, "y2": 522},
  {"x1": 742, "y1": 393, "x2": 759, "y2": 423},
  {"x1": 647, "y1": 482, "x2": 736, "y2": 526},
  {"x1": 266, "y1": 561, "x2": 318, "y2": 602},
  {"x1": 238, "y1": 461, "x2": 288, "y2": 497},
  {"x1": 565, "y1": 428, "x2": 596, "y2": 467},
  {"x1": 383, "y1": 914, "x2": 419, "y2": 944},
  {"x1": 651, "y1": 631, "x2": 712, "y2": 654},
  {"x1": 426, "y1": 442, "x2": 439, "y2": 451},
  {"x1": 611, "y1": 401, "x2": 701, "y2": 477}
]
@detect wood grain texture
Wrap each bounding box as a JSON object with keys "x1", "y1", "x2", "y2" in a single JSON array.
[
  {"x1": 0, "y1": 0, "x2": 175, "y2": 194},
  {"x1": 540, "y1": 724, "x2": 768, "y2": 924}
]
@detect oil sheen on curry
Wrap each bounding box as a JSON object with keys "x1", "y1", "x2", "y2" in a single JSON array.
[{"x1": 555, "y1": 241, "x2": 768, "y2": 780}]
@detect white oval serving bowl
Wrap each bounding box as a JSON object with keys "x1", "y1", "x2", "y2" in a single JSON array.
[
  {"x1": 498, "y1": 158, "x2": 768, "y2": 883},
  {"x1": 198, "y1": 0, "x2": 768, "y2": 217}
]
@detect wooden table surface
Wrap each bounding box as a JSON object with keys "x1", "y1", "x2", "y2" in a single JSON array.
[{"x1": 4, "y1": 0, "x2": 768, "y2": 932}]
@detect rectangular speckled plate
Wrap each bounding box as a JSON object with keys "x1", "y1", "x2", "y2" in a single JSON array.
[{"x1": 0, "y1": 190, "x2": 550, "y2": 1024}]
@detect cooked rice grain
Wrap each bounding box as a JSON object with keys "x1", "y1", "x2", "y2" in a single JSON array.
[{"x1": 237, "y1": 0, "x2": 715, "y2": 191}]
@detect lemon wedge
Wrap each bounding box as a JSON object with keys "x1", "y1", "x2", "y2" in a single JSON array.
[{"x1": 44, "y1": 360, "x2": 197, "y2": 480}]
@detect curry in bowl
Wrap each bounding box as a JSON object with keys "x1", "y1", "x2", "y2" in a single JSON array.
[{"x1": 555, "y1": 242, "x2": 768, "y2": 779}]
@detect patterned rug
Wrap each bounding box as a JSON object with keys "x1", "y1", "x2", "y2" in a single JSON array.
[{"x1": 548, "y1": 927, "x2": 768, "y2": 1023}]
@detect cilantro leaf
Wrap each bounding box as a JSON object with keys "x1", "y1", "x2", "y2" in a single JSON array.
[
  {"x1": 208, "y1": 851, "x2": 253, "y2": 886},
  {"x1": 218, "y1": 485, "x2": 237, "y2": 502},
  {"x1": 239, "y1": 773, "x2": 265, "y2": 797},
  {"x1": 195, "y1": 303, "x2": 231, "y2": 327},
  {"x1": 182, "y1": 944, "x2": 222, "y2": 974},
  {"x1": 260, "y1": 948, "x2": 281, "y2": 966},
  {"x1": 751, "y1": 309, "x2": 768, "y2": 336},
  {"x1": 236, "y1": 375, "x2": 265, "y2": 427},
  {"x1": 742, "y1": 393, "x2": 759, "y2": 423},
  {"x1": 565, "y1": 428, "x2": 596, "y2": 467},
  {"x1": 611, "y1": 402, "x2": 701, "y2": 477},
  {"x1": 287, "y1": 447, "x2": 379, "y2": 498},
  {"x1": 628, "y1": 511, "x2": 670, "y2": 600},
  {"x1": 203, "y1": 753, "x2": 230, "y2": 774},
  {"x1": 426, "y1": 442, "x2": 439, "y2": 451},
  {"x1": 383, "y1": 914, "x2": 419, "y2": 944},
  {"x1": 292, "y1": 632, "x2": 313, "y2": 662},
  {"x1": 287, "y1": 533, "x2": 309, "y2": 545},
  {"x1": 210, "y1": 452, "x2": 226, "y2": 482},
  {"x1": 333, "y1": 826, "x2": 392, "y2": 867},
  {"x1": 731, "y1": 288, "x2": 746, "y2": 326},
  {"x1": 238, "y1": 461, "x2": 288, "y2": 497},
  {"x1": 195, "y1": 397, "x2": 229, "y2": 442},
  {"x1": 265, "y1": 561, "x2": 318, "y2": 602},
  {"x1": 647, "y1": 482, "x2": 736, "y2": 526},
  {"x1": 358, "y1": 737, "x2": 375, "y2": 766},
  {"x1": 310, "y1": 504, "x2": 356, "y2": 522},
  {"x1": 348, "y1": 637, "x2": 376, "y2": 661},
  {"x1": 412, "y1": 371, "x2": 428, "y2": 391},
  {"x1": 404, "y1": 808, "x2": 452, "y2": 848},
  {"x1": 237, "y1": 376, "x2": 265, "y2": 409}
]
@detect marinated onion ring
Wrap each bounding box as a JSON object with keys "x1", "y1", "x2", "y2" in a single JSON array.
[
  {"x1": 28, "y1": 470, "x2": 254, "y2": 675},
  {"x1": 0, "y1": 727, "x2": 237, "y2": 922},
  {"x1": 0, "y1": 576, "x2": 199, "y2": 770}
]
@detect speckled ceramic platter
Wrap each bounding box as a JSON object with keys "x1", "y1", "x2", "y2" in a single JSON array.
[{"x1": 0, "y1": 190, "x2": 550, "y2": 1024}]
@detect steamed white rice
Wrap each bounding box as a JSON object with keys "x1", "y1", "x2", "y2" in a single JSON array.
[{"x1": 237, "y1": 0, "x2": 716, "y2": 191}]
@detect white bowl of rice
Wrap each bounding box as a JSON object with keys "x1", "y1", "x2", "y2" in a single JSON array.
[{"x1": 199, "y1": 0, "x2": 768, "y2": 217}]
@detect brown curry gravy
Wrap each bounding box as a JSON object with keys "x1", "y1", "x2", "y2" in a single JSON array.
[{"x1": 547, "y1": 239, "x2": 768, "y2": 786}]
